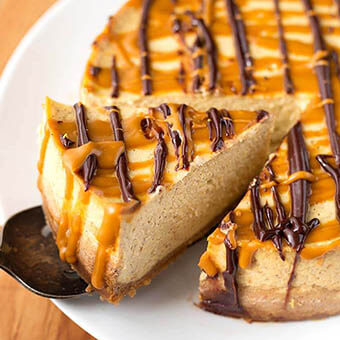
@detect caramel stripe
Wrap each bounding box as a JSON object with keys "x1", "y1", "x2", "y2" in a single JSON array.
[
  {"x1": 207, "y1": 108, "x2": 234, "y2": 152},
  {"x1": 141, "y1": 117, "x2": 168, "y2": 193},
  {"x1": 273, "y1": 0, "x2": 294, "y2": 94},
  {"x1": 111, "y1": 56, "x2": 119, "y2": 98},
  {"x1": 107, "y1": 106, "x2": 139, "y2": 203},
  {"x1": 225, "y1": 0, "x2": 255, "y2": 95},
  {"x1": 189, "y1": 12, "x2": 218, "y2": 91},
  {"x1": 139, "y1": 0, "x2": 153, "y2": 95},
  {"x1": 74, "y1": 103, "x2": 97, "y2": 191},
  {"x1": 302, "y1": 0, "x2": 340, "y2": 220}
]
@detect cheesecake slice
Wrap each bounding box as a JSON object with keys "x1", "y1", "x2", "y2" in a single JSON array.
[
  {"x1": 199, "y1": 100, "x2": 340, "y2": 320},
  {"x1": 38, "y1": 97, "x2": 273, "y2": 302},
  {"x1": 198, "y1": 0, "x2": 340, "y2": 321}
]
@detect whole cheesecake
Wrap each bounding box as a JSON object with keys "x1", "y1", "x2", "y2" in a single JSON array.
[
  {"x1": 38, "y1": 0, "x2": 340, "y2": 319},
  {"x1": 38, "y1": 97, "x2": 272, "y2": 302}
]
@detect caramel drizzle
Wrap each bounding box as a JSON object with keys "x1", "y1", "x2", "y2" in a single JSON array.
[
  {"x1": 74, "y1": 103, "x2": 98, "y2": 191},
  {"x1": 141, "y1": 116, "x2": 168, "y2": 193},
  {"x1": 187, "y1": 12, "x2": 218, "y2": 91},
  {"x1": 302, "y1": 0, "x2": 340, "y2": 220},
  {"x1": 224, "y1": 0, "x2": 255, "y2": 95},
  {"x1": 273, "y1": 0, "x2": 294, "y2": 94},
  {"x1": 207, "y1": 108, "x2": 234, "y2": 152},
  {"x1": 106, "y1": 106, "x2": 139, "y2": 203},
  {"x1": 139, "y1": 0, "x2": 153, "y2": 95},
  {"x1": 111, "y1": 56, "x2": 119, "y2": 98}
]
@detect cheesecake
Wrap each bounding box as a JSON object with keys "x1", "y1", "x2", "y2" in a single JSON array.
[
  {"x1": 197, "y1": 0, "x2": 340, "y2": 321},
  {"x1": 38, "y1": 0, "x2": 340, "y2": 319},
  {"x1": 38, "y1": 97, "x2": 272, "y2": 302}
]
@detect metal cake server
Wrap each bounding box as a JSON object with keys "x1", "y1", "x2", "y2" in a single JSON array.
[{"x1": 0, "y1": 206, "x2": 87, "y2": 298}]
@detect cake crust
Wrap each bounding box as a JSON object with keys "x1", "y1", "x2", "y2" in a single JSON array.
[{"x1": 200, "y1": 247, "x2": 340, "y2": 321}]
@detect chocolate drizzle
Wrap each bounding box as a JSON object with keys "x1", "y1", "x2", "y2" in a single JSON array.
[
  {"x1": 139, "y1": 0, "x2": 153, "y2": 95},
  {"x1": 177, "y1": 104, "x2": 193, "y2": 170},
  {"x1": 334, "y1": 0, "x2": 340, "y2": 18},
  {"x1": 250, "y1": 123, "x2": 319, "y2": 306},
  {"x1": 188, "y1": 12, "x2": 218, "y2": 91},
  {"x1": 207, "y1": 108, "x2": 234, "y2": 151},
  {"x1": 89, "y1": 65, "x2": 101, "y2": 77},
  {"x1": 331, "y1": 50, "x2": 340, "y2": 81},
  {"x1": 191, "y1": 36, "x2": 204, "y2": 92},
  {"x1": 221, "y1": 212, "x2": 244, "y2": 317},
  {"x1": 273, "y1": 0, "x2": 294, "y2": 94},
  {"x1": 251, "y1": 123, "x2": 319, "y2": 252},
  {"x1": 59, "y1": 134, "x2": 75, "y2": 149},
  {"x1": 73, "y1": 103, "x2": 98, "y2": 191},
  {"x1": 141, "y1": 116, "x2": 168, "y2": 193},
  {"x1": 111, "y1": 56, "x2": 119, "y2": 98},
  {"x1": 106, "y1": 106, "x2": 139, "y2": 203},
  {"x1": 224, "y1": 0, "x2": 255, "y2": 95},
  {"x1": 302, "y1": 0, "x2": 340, "y2": 220}
]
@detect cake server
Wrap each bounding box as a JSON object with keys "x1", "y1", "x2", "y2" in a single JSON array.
[{"x1": 0, "y1": 206, "x2": 87, "y2": 298}]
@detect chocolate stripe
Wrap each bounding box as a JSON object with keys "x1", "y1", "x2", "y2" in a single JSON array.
[
  {"x1": 141, "y1": 117, "x2": 168, "y2": 193},
  {"x1": 157, "y1": 104, "x2": 181, "y2": 159},
  {"x1": 139, "y1": 0, "x2": 153, "y2": 95},
  {"x1": 89, "y1": 65, "x2": 101, "y2": 77},
  {"x1": 302, "y1": 0, "x2": 340, "y2": 219},
  {"x1": 191, "y1": 36, "x2": 205, "y2": 92},
  {"x1": 222, "y1": 241, "x2": 243, "y2": 317},
  {"x1": 266, "y1": 162, "x2": 285, "y2": 258},
  {"x1": 111, "y1": 56, "x2": 119, "y2": 98},
  {"x1": 334, "y1": 0, "x2": 340, "y2": 18},
  {"x1": 273, "y1": 0, "x2": 294, "y2": 94},
  {"x1": 178, "y1": 104, "x2": 192, "y2": 170},
  {"x1": 107, "y1": 106, "x2": 139, "y2": 203},
  {"x1": 250, "y1": 123, "x2": 319, "y2": 253},
  {"x1": 207, "y1": 108, "x2": 234, "y2": 152},
  {"x1": 189, "y1": 13, "x2": 218, "y2": 91},
  {"x1": 59, "y1": 134, "x2": 75, "y2": 149},
  {"x1": 225, "y1": 0, "x2": 255, "y2": 95},
  {"x1": 202, "y1": 212, "x2": 244, "y2": 318},
  {"x1": 73, "y1": 103, "x2": 98, "y2": 191}
]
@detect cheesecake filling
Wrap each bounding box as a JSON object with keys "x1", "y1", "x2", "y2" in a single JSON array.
[{"x1": 38, "y1": 98, "x2": 267, "y2": 292}]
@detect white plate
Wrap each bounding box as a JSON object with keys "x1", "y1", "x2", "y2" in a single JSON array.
[{"x1": 0, "y1": 0, "x2": 338, "y2": 339}]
